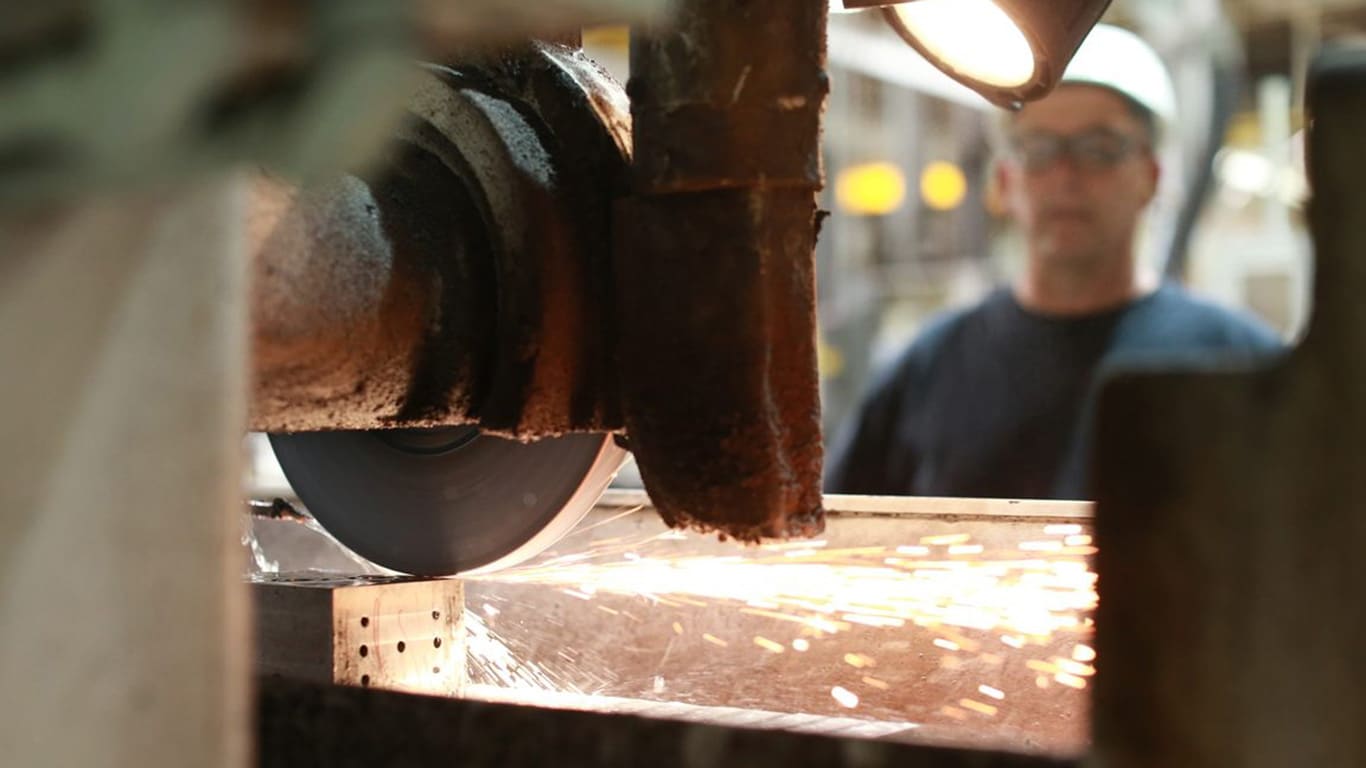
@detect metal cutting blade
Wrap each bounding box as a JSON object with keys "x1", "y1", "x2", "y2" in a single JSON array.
[{"x1": 268, "y1": 427, "x2": 627, "y2": 576}]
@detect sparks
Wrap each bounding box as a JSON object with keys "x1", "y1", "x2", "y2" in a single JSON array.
[
  {"x1": 1055, "y1": 672, "x2": 1088, "y2": 690},
  {"x1": 753, "y1": 636, "x2": 786, "y2": 654},
  {"x1": 843, "y1": 652, "x2": 876, "y2": 669},
  {"x1": 466, "y1": 513, "x2": 1097, "y2": 741},
  {"x1": 480, "y1": 529, "x2": 1097, "y2": 644},
  {"x1": 960, "y1": 698, "x2": 999, "y2": 717},
  {"x1": 978, "y1": 684, "x2": 1006, "y2": 700},
  {"x1": 831, "y1": 686, "x2": 860, "y2": 709}
]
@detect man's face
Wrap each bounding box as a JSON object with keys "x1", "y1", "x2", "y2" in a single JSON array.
[{"x1": 996, "y1": 85, "x2": 1160, "y2": 269}]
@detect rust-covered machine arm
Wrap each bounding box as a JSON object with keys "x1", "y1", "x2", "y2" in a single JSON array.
[{"x1": 614, "y1": 0, "x2": 829, "y2": 540}]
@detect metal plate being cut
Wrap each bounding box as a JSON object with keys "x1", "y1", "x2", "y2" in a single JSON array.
[{"x1": 269, "y1": 428, "x2": 626, "y2": 576}]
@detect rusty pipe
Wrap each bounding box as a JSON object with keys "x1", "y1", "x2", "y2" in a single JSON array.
[{"x1": 614, "y1": 0, "x2": 829, "y2": 540}]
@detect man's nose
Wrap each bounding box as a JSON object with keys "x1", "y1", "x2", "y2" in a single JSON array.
[{"x1": 1032, "y1": 155, "x2": 1087, "y2": 189}]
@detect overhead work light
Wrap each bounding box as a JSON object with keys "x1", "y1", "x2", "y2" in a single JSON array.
[{"x1": 842, "y1": 0, "x2": 1114, "y2": 108}]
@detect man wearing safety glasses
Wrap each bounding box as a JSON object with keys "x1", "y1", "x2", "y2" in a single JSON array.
[{"x1": 826, "y1": 25, "x2": 1281, "y2": 501}]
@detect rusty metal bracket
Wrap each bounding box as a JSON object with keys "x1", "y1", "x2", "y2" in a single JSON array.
[{"x1": 614, "y1": 0, "x2": 830, "y2": 540}]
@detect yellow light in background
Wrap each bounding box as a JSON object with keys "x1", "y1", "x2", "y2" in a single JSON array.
[
  {"x1": 920, "y1": 161, "x2": 968, "y2": 212},
  {"x1": 890, "y1": 0, "x2": 1035, "y2": 88},
  {"x1": 582, "y1": 25, "x2": 630, "y2": 52},
  {"x1": 836, "y1": 162, "x2": 906, "y2": 216},
  {"x1": 817, "y1": 336, "x2": 845, "y2": 378}
]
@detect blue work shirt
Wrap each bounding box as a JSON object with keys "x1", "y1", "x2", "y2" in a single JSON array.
[{"x1": 824, "y1": 284, "x2": 1284, "y2": 500}]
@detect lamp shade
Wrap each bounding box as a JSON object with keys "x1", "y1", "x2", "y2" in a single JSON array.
[{"x1": 844, "y1": 0, "x2": 1113, "y2": 108}]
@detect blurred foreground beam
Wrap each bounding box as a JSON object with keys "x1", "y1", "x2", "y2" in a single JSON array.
[
  {"x1": 0, "y1": 176, "x2": 251, "y2": 767},
  {"x1": 413, "y1": 0, "x2": 669, "y2": 46},
  {"x1": 1091, "y1": 44, "x2": 1366, "y2": 767}
]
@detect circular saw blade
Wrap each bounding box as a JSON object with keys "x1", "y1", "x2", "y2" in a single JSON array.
[{"x1": 268, "y1": 428, "x2": 626, "y2": 576}]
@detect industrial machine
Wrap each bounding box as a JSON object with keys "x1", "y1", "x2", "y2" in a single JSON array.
[
  {"x1": 249, "y1": 0, "x2": 1115, "y2": 577},
  {"x1": 243, "y1": 0, "x2": 841, "y2": 573},
  {"x1": 249, "y1": 43, "x2": 643, "y2": 574}
]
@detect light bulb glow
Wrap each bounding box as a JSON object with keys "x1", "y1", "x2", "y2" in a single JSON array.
[
  {"x1": 892, "y1": 0, "x2": 1035, "y2": 88},
  {"x1": 920, "y1": 161, "x2": 968, "y2": 211},
  {"x1": 836, "y1": 162, "x2": 907, "y2": 216}
]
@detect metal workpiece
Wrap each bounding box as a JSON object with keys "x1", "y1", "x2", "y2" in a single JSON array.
[
  {"x1": 249, "y1": 43, "x2": 631, "y2": 438},
  {"x1": 462, "y1": 491, "x2": 1098, "y2": 756},
  {"x1": 247, "y1": 491, "x2": 1098, "y2": 756},
  {"x1": 258, "y1": 676, "x2": 1077, "y2": 768},
  {"x1": 615, "y1": 0, "x2": 829, "y2": 541},
  {"x1": 253, "y1": 574, "x2": 467, "y2": 696}
]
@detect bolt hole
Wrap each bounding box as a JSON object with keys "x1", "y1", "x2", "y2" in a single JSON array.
[
  {"x1": 433, "y1": 637, "x2": 442, "y2": 649},
  {"x1": 432, "y1": 611, "x2": 440, "y2": 620},
  {"x1": 361, "y1": 675, "x2": 371, "y2": 687},
  {"x1": 432, "y1": 666, "x2": 441, "y2": 674},
  {"x1": 360, "y1": 617, "x2": 370, "y2": 628},
  {"x1": 397, "y1": 641, "x2": 406, "y2": 653},
  {"x1": 359, "y1": 645, "x2": 368, "y2": 658}
]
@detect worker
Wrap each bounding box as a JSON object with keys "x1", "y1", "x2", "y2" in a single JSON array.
[{"x1": 825, "y1": 24, "x2": 1282, "y2": 500}]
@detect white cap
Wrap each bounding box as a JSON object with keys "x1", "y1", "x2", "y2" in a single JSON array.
[{"x1": 1060, "y1": 24, "x2": 1178, "y2": 129}]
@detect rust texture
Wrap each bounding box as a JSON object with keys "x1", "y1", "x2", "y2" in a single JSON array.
[
  {"x1": 615, "y1": 0, "x2": 829, "y2": 539},
  {"x1": 249, "y1": 44, "x2": 629, "y2": 437},
  {"x1": 1088, "y1": 46, "x2": 1366, "y2": 768}
]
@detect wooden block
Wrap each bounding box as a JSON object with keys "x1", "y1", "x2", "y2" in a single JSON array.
[{"x1": 254, "y1": 575, "x2": 465, "y2": 696}]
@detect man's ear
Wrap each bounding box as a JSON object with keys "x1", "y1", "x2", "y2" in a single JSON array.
[
  {"x1": 988, "y1": 159, "x2": 1013, "y2": 217},
  {"x1": 1143, "y1": 155, "x2": 1161, "y2": 205}
]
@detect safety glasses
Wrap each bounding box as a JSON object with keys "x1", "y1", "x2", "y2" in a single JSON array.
[{"x1": 1008, "y1": 129, "x2": 1147, "y2": 173}]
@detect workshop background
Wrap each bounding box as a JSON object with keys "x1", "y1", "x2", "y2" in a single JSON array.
[{"x1": 807, "y1": 0, "x2": 1324, "y2": 440}]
